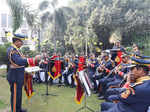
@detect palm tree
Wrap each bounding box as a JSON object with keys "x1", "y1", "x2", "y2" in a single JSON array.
[
  {"x1": 38, "y1": 0, "x2": 75, "y2": 52},
  {"x1": 6, "y1": 0, "x2": 23, "y2": 33},
  {"x1": 6, "y1": 0, "x2": 39, "y2": 34},
  {"x1": 6, "y1": 0, "x2": 75, "y2": 53}
]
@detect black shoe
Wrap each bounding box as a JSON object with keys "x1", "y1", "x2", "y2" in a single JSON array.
[
  {"x1": 98, "y1": 96, "x2": 104, "y2": 100},
  {"x1": 93, "y1": 90, "x2": 98, "y2": 94},
  {"x1": 20, "y1": 109, "x2": 27, "y2": 112},
  {"x1": 59, "y1": 81, "x2": 62, "y2": 84}
]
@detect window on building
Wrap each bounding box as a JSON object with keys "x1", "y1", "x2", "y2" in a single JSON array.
[
  {"x1": 1, "y1": 13, "x2": 7, "y2": 27},
  {"x1": 8, "y1": 15, "x2": 12, "y2": 28}
]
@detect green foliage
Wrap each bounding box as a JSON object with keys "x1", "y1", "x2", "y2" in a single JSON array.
[
  {"x1": 131, "y1": 33, "x2": 150, "y2": 54},
  {"x1": 0, "y1": 100, "x2": 6, "y2": 109},
  {"x1": 0, "y1": 43, "x2": 11, "y2": 65},
  {"x1": 65, "y1": 0, "x2": 150, "y2": 53},
  {"x1": 87, "y1": 0, "x2": 150, "y2": 49},
  {"x1": 40, "y1": 41, "x2": 55, "y2": 55},
  {"x1": 21, "y1": 46, "x2": 37, "y2": 57},
  {"x1": 7, "y1": 0, "x2": 150, "y2": 54}
]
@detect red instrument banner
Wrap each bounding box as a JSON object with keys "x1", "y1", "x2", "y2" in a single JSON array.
[
  {"x1": 24, "y1": 73, "x2": 34, "y2": 99},
  {"x1": 74, "y1": 75, "x2": 85, "y2": 104},
  {"x1": 48, "y1": 57, "x2": 62, "y2": 80}
]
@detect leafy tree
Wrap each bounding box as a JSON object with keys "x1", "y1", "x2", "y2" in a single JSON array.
[
  {"x1": 0, "y1": 43, "x2": 11, "y2": 65},
  {"x1": 88, "y1": 0, "x2": 150, "y2": 49},
  {"x1": 6, "y1": 0, "x2": 150, "y2": 54},
  {"x1": 21, "y1": 46, "x2": 37, "y2": 57},
  {"x1": 37, "y1": 0, "x2": 75, "y2": 53}
]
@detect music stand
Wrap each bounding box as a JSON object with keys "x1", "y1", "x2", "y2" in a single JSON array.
[
  {"x1": 76, "y1": 94, "x2": 95, "y2": 112},
  {"x1": 75, "y1": 70, "x2": 95, "y2": 112},
  {"x1": 42, "y1": 62, "x2": 57, "y2": 96}
]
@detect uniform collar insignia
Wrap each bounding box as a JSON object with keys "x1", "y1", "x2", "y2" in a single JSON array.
[
  {"x1": 130, "y1": 76, "x2": 150, "y2": 87},
  {"x1": 136, "y1": 76, "x2": 150, "y2": 83},
  {"x1": 11, "y1": 44, "x2": 23, "y2": 56}
]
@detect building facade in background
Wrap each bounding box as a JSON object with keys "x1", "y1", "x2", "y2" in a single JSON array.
[{"x1": 0, "y1": 0, "x2": 36, "y2": 50}]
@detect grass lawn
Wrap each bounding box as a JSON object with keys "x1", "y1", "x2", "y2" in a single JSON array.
[
  {"x1": 0, "y1": 100, "x2": 6, "y2": 109},
  {"x1": 0, "y1": 69, "x2": 104, "y2": 112}
]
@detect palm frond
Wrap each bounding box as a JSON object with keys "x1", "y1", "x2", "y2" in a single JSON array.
[{"x1": 6, "y1": 0, "x2": 23, "y2": 33}]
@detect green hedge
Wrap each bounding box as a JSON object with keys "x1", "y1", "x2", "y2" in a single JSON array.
[{"x1": 0, "y1": 43, "x2": 11, "y2": 65}]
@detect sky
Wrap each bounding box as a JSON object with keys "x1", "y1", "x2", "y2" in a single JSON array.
[
  {"x1": 23, "y1": 0, "x2": 70, "y2": 9},
  {"x1": 0, "y1": 0, "x2": 71, "y2": 12}
]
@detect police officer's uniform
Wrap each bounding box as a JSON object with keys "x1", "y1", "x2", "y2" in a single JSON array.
[
  {"x1": 102, "y1": 76, "x2": 150, "y2": 112},
  {"x1": 101, "y1": 57, "x2": 150, "y2": 112},
  {"x1": 7, "y1": 34, "x2": 39, "y2": 112}
]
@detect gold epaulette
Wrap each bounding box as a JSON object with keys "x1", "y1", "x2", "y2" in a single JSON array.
[
  {"x1": 10, "y1": 49, "x2": 19, "y2": 55},
  {"x1": 9, "y1": 47, "x2": 24, "y2": 68},
  {"x1": 130, "y1": 82, "x2": 143, "y2": 88}
]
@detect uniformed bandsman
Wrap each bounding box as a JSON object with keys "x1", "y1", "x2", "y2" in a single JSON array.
[
  {"x1": 101, "y1": 64, "x2": 150, "y2": 112},
  {"x1": 7, "y1": 34, "x2": 41, "y2": 112},
  {"x1": 87, "y1": 53, "x2": 99, "y2": 91}
]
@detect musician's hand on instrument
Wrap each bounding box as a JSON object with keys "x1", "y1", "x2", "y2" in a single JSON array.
[
  {"x1": 101, "y1": 65, "x2": 106, "y2": 70},
  {"x1": 98, "y1": 66, "x2": 102, "y2": 70},
  {"x1": 93, "y1": 74, "x2": 96, "y2": 77},
  {"x1": 126, "y1": 72, "x2": 135, "y2": 83}
]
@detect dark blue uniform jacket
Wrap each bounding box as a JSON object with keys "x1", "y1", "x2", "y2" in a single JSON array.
[
  {"x1": 107, "y1": 76, "x2": 150, "y2": 112},
  {"x1": 7, "y1": 45, "x2": 28, "y2": 85}
]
